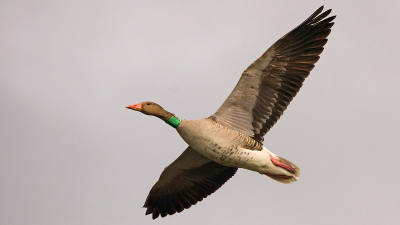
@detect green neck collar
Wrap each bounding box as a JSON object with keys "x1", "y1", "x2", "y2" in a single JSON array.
[{"x1": 167, "y1": 116, "x2": 182, "y2": 128}]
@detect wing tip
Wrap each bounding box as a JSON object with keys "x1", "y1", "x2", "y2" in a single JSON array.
[{"x1": 143, "y1": 162, "x2": 237, "y2": 219}]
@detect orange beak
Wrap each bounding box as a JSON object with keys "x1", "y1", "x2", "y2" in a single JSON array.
[{"x1": 126, "y1": 103, "x2": 142, "y2": 111}]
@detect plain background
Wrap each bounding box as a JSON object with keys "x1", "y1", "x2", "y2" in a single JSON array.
[{"x1": 1, "y1": 1, "x2": 399, "y2": 224}]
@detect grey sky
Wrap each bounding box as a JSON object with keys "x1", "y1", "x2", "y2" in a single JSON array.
[{"x1": 1, "y1": 1, "x2": 399, "y2": 224}]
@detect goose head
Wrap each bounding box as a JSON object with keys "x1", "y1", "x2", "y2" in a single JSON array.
[{"x1": 126, "y1": 101, "x2": 174, "y2": 121}]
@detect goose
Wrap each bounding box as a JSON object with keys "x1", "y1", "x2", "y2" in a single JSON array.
[{"x1": 127, "y1": 6, "x2": 335, "y2": 219}]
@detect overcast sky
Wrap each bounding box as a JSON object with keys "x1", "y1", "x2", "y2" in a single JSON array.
[{"x1": 1, "y1": 1, "x2": 400, "y2": 225}]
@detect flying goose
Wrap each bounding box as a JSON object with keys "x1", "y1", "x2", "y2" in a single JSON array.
[{"x1": 127, "y1": 6, "x2": 335, "y2": 219}]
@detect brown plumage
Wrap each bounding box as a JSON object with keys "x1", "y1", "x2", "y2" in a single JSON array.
[
  {"x1": 127, "y1": 6, "x2": 335, "y2": 219},
  {"x1": 143, "y1": 147, "x2": 237, "y2": 219},
  {"x1": 212, "y1": 6, "x2": 335, "y2": 143}
]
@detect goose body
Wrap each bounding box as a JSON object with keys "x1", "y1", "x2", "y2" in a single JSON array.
[
  {"x1": 177, "y1": 119, "x2": 298, "y2": 180},
  {"x1": 127, "y1": 6, "x2": 335, "y2": 219}
]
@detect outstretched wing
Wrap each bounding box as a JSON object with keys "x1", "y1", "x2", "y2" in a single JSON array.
[
  {"x1": 211, "y1": 6, "x2": 335, "y2": 143},
  {"x1": 144, "y1": 146, "x2": 237, "y2": 219}
]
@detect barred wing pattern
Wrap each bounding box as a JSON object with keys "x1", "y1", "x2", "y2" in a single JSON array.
[
  {"x1": 212, "y1": 6, "x2": 335, "y2": 143},
  {"x1": 144, "y1": 147, "x2": 237, "y2": 219}
]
